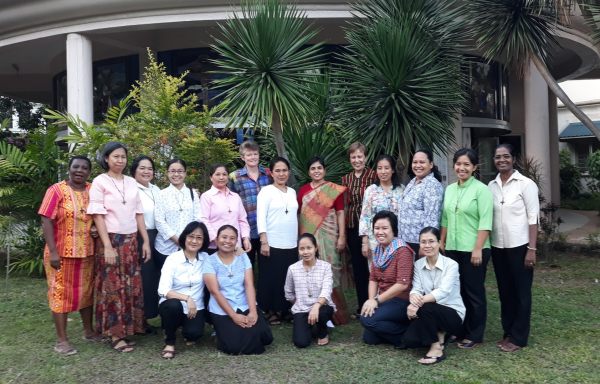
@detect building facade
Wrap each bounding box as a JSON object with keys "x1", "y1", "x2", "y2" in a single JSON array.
[{"x1": 2, "y1": 1, "x2": 600, "y2": 203}]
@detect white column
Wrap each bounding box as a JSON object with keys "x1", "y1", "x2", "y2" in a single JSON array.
[
  {"x1": 66, "y1": 33, "x2": 93, "y2": 125},
  {"x1": 524, "y1": 63, "x2": 551, "y2": 201}
]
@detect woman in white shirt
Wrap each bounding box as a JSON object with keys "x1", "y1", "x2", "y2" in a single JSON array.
[
  {"x1": 488, "y1": 144, "x2": 539, "y2": 352},
  {"x1": 256, "y1": 157, "x2": 299, "y2": 325},
  {"x1": 285, "y1": 233, "x2": 336, "y2": 348},
  {"x1": 157, "y1": 221, "x2": 209, "y2": 359},
  {"x1": 155, "y1": 158, "x2": 202, "y2": 269},
  {"x1": 131, "y1": 155, "x2": 161, "y2": 328},
  {"x1": 404, "y1": 227, "x2": 466, "y2": 366}
]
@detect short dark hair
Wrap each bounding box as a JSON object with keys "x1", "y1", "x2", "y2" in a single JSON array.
[
  {"x1": 306, "y1": 156, "x2": 325, "y2": 171},
  {"x1": 130, "y1": 155, "x2": 155, "y2": 177},
  {"x1": 407, "y1": 149, "x2": 443, "y2": 183},
  {"x1": 372, "y1": 210, "x2": 399, "y2": 237},
  {"x1": 297, "y1": 233, "x2": 320, "y2": 259},
  {"x1": 98, "y1": 141, "x2": 128, "y2": 171},
  {"x1": 209, "y1": 163, "x2": 228, "y2": 177},
  {"x1": 179, "y1": 221, "x2": 210, "y2": 251},
  {"x1": 167, "y1": 158, "x2": 187, "y2": 171},
  {"x1": 374, "y1": 154, "x2": 401, "y2": 190},
  {"x1": 453, "y1": 148, "x2": 478, "y2": 166},
  {"x1": 68, "y1": 155, "x2": 92, "y2": 169},
  {"x1": 269, "y1": 157, "x2": 291, "y2": 184},
  {"x1": 494, "y1": 143, "x2": 516, "y2": 158},
  {"x1": 419, "y1": 226, "x2": 441, "y2": 241},
  {"x1": 217, "y1": 224, "x2": 238, "y2": 239}
]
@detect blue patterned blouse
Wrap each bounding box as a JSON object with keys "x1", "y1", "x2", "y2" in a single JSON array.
[{"x1": 397, "y1": 173, "x2": 445, "y2": 244}]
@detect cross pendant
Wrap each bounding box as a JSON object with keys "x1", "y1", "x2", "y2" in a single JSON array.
[
  {"x1": 179, "y1": 209, "x2": 183, "y2": 212},
  {"x1": 122, "y1": 200, "x2": 126, "y2": 205},
  {"x1": 285, "y1": 209, "x2": 288, "y2": 214},
  {"x1": 455, "y1": 205, "x2": 458, "y2": 211},
  {"x1": 308, "y1": 295, "x2": 312, "y2": 298},
  {"x1": 501, "y1": 200, "x2": 505, "y2": 205},
  {"x1": 228, "y1": 209, "x2": 232, "y2": 213},
  {"x1": 80, "y1": 208, "x2": 86, "y2": 213},
  {"x1": 228, "y1": 274, "x2": 233, "y2": 278}
]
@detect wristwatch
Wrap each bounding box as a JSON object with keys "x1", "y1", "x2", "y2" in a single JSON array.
[{"x1": 374, "y1": 296, "x2": 380, "y2": 306}]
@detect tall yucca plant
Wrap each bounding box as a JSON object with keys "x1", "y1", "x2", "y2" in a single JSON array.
[
  {"x1": 210, "y1": 0, "x2": 326, "y2": 179},
  {"x1": 334, "y1": 0, "x2": 467, "y2": 167},
  {"x1": 466, "y1": 0, "x2": 600, "y2": 142}
]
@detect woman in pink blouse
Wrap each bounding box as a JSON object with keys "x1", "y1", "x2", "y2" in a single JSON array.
[
  {"x1": 200, "y1": 163, "x2": 251, "y2": 255},
  {"x1": 87, "y1": 141, "x2": 151, "y2": 353}
]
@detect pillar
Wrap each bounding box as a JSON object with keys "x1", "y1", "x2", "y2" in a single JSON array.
[
  {"x1": 548, "y1": 90, "x2": 560, "y2": 204},
  {"x1": 524, "y1": 63, "x2": 551, "y2": 201},
  {"x1": 66, "y1": 33, "x2": 93, "y2": 125}
]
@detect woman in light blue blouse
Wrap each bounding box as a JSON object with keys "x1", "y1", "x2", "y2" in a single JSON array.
[
  {"x1": 398, "y1": 150, "x2": 444, "y2": 259},
  {"x1": 202, "y1": 225, "x2": 274, "y2": 355}
]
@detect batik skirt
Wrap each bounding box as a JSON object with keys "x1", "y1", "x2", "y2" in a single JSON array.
[{"x1": 44, "y1": 249, "x2": 94, "y2": 313}]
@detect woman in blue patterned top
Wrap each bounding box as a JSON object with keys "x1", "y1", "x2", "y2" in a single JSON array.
[
  {"x1": 398, "y1": 150, "x2": 445, "y2": 259},
  {"x1": 202, "y1": 225, "x2": 274, "y2": 355}
]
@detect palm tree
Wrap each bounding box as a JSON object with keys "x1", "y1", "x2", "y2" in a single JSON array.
[
  {"x1": 466, "y1": 0, "x2": 600, "y2": 142},
  {"x1": 210, "y1": 0, "x2": 326, "y2": 184},
  {"x1": 334, "y1": 0, "x2": 468, "y2": 175}
]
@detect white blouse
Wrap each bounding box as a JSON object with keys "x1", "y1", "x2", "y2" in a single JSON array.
[
  {"x1": 137, "y1": 182, "x2": 160, "y2": 230},
  {"x1": 158, "y1": 250, "x2": 207, "y2": 314},
  {"x1": 155, "y1": 184, "x2": 202, "y2": 255},
  {"x1": 256, "y1": 185, "x2": 298, "y2": 249}
]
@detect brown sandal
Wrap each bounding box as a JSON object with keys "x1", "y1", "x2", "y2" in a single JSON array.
[
  {"x1": 110, "y1": 338, "x2": 135, "y2": 353},
  {"x1": 54, "y1": 341, "x2": 77, "y2": 356},
  {"x1": 161, "y1": 348, "x2": 175, "y2": 359},
  {"x1": 82, "y1": 333, "x2": 109, "y2": 343}
]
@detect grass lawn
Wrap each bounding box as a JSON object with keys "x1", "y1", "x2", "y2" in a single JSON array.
[{"x1": 1, "y1": 251, "x2": 599, "y2": 384}]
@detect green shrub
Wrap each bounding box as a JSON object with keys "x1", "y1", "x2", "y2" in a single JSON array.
[{"x1": 559, "y1": 149, "x2": 582, "y2": 199}]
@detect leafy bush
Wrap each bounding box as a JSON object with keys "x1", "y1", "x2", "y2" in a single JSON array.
[
  {"x1": 4, "y1": 220, "x2": 46, "y2": 276},
  {"x1": 560, "y1": 194, "x2": 600, "y2": 211},
  {"x1": 559, "y1": 149, "x2": 582, "y2": 199}
]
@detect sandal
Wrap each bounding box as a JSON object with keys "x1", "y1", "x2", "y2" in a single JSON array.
[
  {"x1": 282, "y1": 311, "x2": 294, "y2": 324},
  {"x1": 82, "y1": 333, "x2": 109, "y2": 343},
  {"x1": 161, "y1": 347, "x2": 175, "y2": 359},
  {"x1": 318, "y1": 336, "x2": 330, "y2": 346},
  {"x1": 499, "y1": 342, "x2": 521, "y2": 352},
  {"x1": 350, "y1": 310, "x2": 361, "y2": 320},
  {"x1": 267, "y1": 314, "x2": 281, "y2": 326},
  {"x1": 110, "y1": 338, "x2": 135, "y2": 353},
  {"x1": 184, "y1": 339, "x2": 196, "y2": 346},
  {"x1": 419, "y1": 354, "x2": 446, "y2": 366},
  {"x1": 54, "y1": 341, "x2": 77, "y2": 356},
  {"x1": 457, "y1": 341, "x2": 482, "y2": 349}
]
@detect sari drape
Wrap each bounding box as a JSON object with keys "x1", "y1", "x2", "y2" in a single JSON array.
[{"x1": 299, "y1": 182, "x2": 351, "y2": 325}]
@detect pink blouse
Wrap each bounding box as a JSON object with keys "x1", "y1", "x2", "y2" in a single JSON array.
[
  {"x1": 87, "y1": 174, "x2": 144, "y2": 234},
  {"x1": 200, "y1": 186, "x2": 250, "y2": 249}
]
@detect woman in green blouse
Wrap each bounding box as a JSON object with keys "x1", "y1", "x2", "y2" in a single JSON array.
[{"x1": 440, "y1": 148, "x2": 493, "y2": 349}]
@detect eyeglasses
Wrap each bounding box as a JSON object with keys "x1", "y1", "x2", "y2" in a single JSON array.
[
  {"x1": 187, "y1": 235, "x2": 203, "y2": 241},
  {"x1": 493, "y1": 155, "x2": 513, "y2": 160},
  {"x1": 168, "y1": 170, "x2": 186, "y2": 174},
  {"x1": 419, "y1": 240, "x2": 438, "y2": 246}
]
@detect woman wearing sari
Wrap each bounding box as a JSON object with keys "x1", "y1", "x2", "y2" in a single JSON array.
[{"x1": 297, "y1": 157, "x2": 350, "y2": 325}]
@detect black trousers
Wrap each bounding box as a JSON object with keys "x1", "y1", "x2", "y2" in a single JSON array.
[
  {"x1": 446, "y1": 249, "x2": 490, "y2": 343},
  {"x1": 406, "y1": 242, "x2": 421, "y2": 261},
  {"x1": 347, "y1": 226, "x2": 370, "y2": 312},
  {"x1": 212, "y1": 308, "x2": 274, "y2": 355},
  {"x1": 154, "y1": 250, "x2": 170, "y2": 272},
  {"x1": 246, "y1": 238, "x2": 261, "y2": 268},
  {"x1": 292, "y1": 305, "x2": 334, "y2": 348},
  {"x1": 159, "y1": 299, "x2": 205, "y2": 346},
  {"x1": 257, "y1": 247, "x2": 297, "y2": 312},
  {"x1": 404, "y1": 303, "x2": 463, "y2": 348},
  {"x1": 137, "y1": 229, "x2": 160, "y2": 319},
  {"x1": 492, "y1": 245, "x2": 533, "y2": 347}
]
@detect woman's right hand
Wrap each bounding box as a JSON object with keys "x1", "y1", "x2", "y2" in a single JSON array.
[
  {"x1": 49, "y1": 250, "x2": 61, "y2": 270},
  {"x1": 361, "y1": 244, "x2": 371, "y2": 258},
  {"x1": 407, "y1": 304, "x2": 419, "y2": 320},
  {"x1": 361, "y1": 299, "x2": 378, "y2": 317},
  {"x1": 410, "y1": 293, "x2": 424, "y2": 307},
  {"x1": 260, "y1": 243, "x2": 270, "y2": 257},
  {"x1": 233, "y1": 313, "x2": 248, "y2": 328},
  {"x1": 104, "y1": 247, "x2": 118, "y2": 265},
  {"x1": 186, "y1": 297, "x2": 197, "y2": 319}
]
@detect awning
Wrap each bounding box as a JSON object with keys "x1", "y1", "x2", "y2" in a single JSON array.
[{"x1": 559, "y1": 121, "x2": 599, "y2": 139}]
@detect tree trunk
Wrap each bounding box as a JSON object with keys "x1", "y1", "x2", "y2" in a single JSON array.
[
  {"x1": 531, "y1": 54, "x2": 600, "y2": 142},
  {"x1": 271, "y1": 107, "x2": 297, "y2": 186},
  {"x1": 396, "y1": 139, "x2": 411, "y2": 185}
]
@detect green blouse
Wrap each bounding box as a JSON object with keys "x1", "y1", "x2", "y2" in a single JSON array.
[{"x1": 441, "y1": 176, "x2": 493, "y2": 252}]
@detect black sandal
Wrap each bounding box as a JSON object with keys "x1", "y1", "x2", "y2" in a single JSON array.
[
  {"x1": 161, "y1": 348, "x2": 175, "y2": 359},
  {"x1": 419, "y1": 354, "x2": 446, "y2": 365},
  {"x1": 110, "y1": 338, "x2": 135, "y2": 353},
  {"x1": 267, "y1": 314, "x2": 281, "y2": 325},
  {"x1": 282, "y1": 311, "x2": 294, "y2": 324}
]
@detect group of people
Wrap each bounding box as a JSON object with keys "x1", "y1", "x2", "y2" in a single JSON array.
[{"x1": 40, "y1": 138, "x2": 539, "y2": 365}]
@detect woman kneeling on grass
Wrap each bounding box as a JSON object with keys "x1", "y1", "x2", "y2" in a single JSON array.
[
  {"x1": 158, "y1": 221, "x2": 210, "y2": 359},
  {"x1": 404, "y1": 227, "x2": 465, "y2": 365},
  {"x1": 203, "y1": 225, "x2": 274, "y2": 355},
  {"x1": 284, "y1": 233, "x2": 336, "y2": 348}
]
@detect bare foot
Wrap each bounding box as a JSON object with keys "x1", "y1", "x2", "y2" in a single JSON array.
[
  {"x1": 500, "y1": 342, "x2": 521, "y2": 352},
  {"x1": 497, "y1": 336, "x2": 510, "y2": 349},
  {"x1": 318, "y1": 336, "x2": 330, "y2": 346},
  {"x1": 184, "y1": 339, "x2": 196, "y2": 346},
  {"x1": 54, "y1": 341, "x2": 77, "y2": 355}
]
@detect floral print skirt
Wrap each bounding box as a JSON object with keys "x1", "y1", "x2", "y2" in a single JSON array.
[{"x1": 94, "y1": 233, "x2": 146, "y2": 338}]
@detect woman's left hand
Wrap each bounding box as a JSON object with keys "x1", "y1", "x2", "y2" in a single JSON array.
[
  {"x1": 90, "y1": 225, "x2": 99, "y2": 238},
  {"x1": 247, "y1": 311, "x2": 258, "y2": 327},
  {"x1": 407, "y1": 304, "x2": 419, "y2": 320},
  {"x1": 308, "y1": 305, "x2": 320, "y2": 325},
  {"x1": 336, "y1": 236, "x2": 346, "y2": 253},
  {"x1": 524, "y1": 249, "x2": 536, "y2": 269},
  {"x1": 243, "y1": 238, "x2": 252, "y2": 253},
  {"x1": 361, "y1": 299, "x2": 378, "y2": 317},
  {"x1": 142, "y1": 242, "x2": 152, "y2": 263},
  {"x1": 471, "y1": 248, "x2": 482, "y2": 266}
]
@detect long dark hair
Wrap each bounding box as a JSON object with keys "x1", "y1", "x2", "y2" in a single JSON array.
[
  {"x1": 98, "y1": 141, "x2": 128, "y2": 171},
  {"x1": 178, "y1": 221, "x2": 210, "y2": 252},
  {"x1": 268, "y1": 157, "x2": 290, "y2": 184},
  {"x1": 407, "y1": 149, "x2": 442, "y2": 182},
  {"x1": 298, "y1": 233, "x2": 320, "y2": 259},
  {"x1": 130, "y1": 155, "x2": 155, "y2": 177},
  {"x1": 374, "y1": 154, "x2": 401, "y2": 190}
]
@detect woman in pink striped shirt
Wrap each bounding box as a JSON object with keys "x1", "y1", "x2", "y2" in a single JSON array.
[{"x1": 200, "y1": 163, "x2": 251, "y2": 255}]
